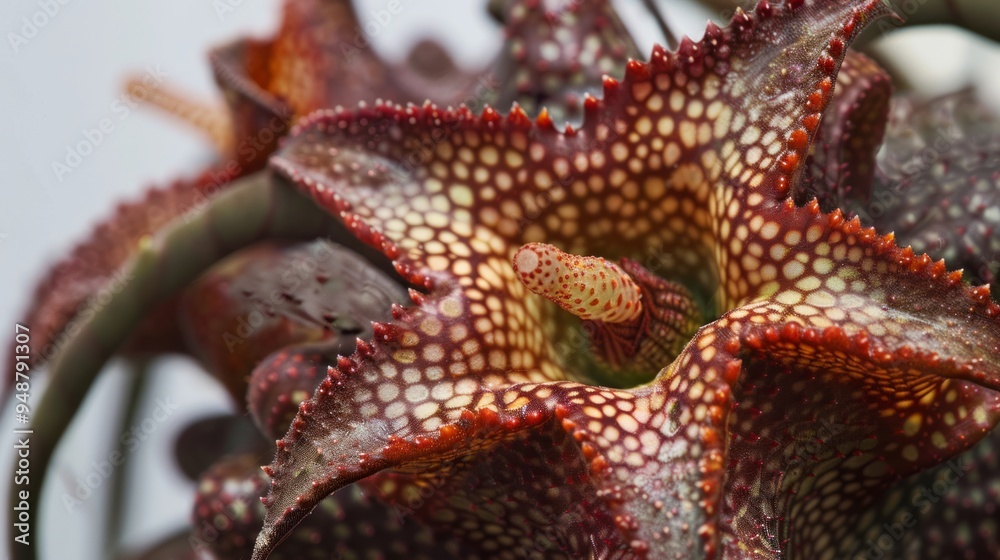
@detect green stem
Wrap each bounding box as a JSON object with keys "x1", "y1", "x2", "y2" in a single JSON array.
[
  {"x1": 9, "y1": 172, "x2": 342, "y2": 560},
  {"x1": 104, "y1": 360, "x2": 150, "y2": 560}
]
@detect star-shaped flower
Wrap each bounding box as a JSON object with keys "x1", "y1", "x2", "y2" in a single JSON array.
[
  {"x1": 11, "y1": 1, "x2": 1000, "y2": 559},
  {"x1": 245, "y1": 1, "x2": 1000, "y2": 558}
]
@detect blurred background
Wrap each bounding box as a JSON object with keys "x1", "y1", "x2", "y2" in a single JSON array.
[{"x1": 0, "y1": 0, "x2": 998, "y2": 558}]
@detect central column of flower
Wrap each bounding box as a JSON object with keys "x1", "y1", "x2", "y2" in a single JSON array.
[
  {"x1": 513, "y1": 243, "x2": 702, "y2": 385},
  {"x1": 513, "y1": 242, "x2": 644, "y2": 323}
]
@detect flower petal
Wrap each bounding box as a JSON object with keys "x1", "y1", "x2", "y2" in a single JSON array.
[
  {"x1": 796, "y1": 51, "x2": 892, "y2": 209},
  {"x1": 248, "y1": 349, "x2": 331, "y2": 440},
  {"x1": 696, "y1": 0, "x2": 1000, "y2": 43},
  {"x1": 359, "y1": 406, "x2": 631, "y2": 558},
  {"x1": 501, "y1": 193, "x2": 1000, "y2": 555},
  {"x1": 273, "y1": 0, "x2": 893, "y2": 308},
  {"x1": 173, "y1": 414, "x2": 269, "y2": 481},
  {"x1": 193, "y1": 454, "x2": 453, "y2": 560},
  {"x1": 211, "y1": 0, "x2": 401, "y2": 117},
  {"x1": 858, "y1": 92, "x2": 1000, "y2": 295},
  {"x1": 256, "y1": 2, "x2": 905, "y2": 557},
  {"x1": 837, "y1": 424, "x2": 1000, "y2": 558},
  {"x1": 178, "y1": 239, "x2": 406, "y2": 400},
  {"x1": 209, "y1": 0, "x2": 477, "y2": 167},
  {"x1": 658, "y1": 198, "x2": 1000, "y2": 556},
  {"x1": 489, "y1": 0, "x2": 640, "y2": 122}
]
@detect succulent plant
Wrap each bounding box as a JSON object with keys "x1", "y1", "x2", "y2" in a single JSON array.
[{"x1": 8, "y1": 0, "x2": 1000, "y2": 559}]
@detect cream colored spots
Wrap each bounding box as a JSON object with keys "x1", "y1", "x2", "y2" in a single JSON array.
[
  {"x1": 775, "y1": 290, "x2": 803, "y2": 306},
  {"x1": 795, "y1": 276, "x2": 821, "y2": 291},
  {"x1": 378, "y1": 384, "x2": 399, "y2": 402},
  {"x1": 804, "y1": 291, "x2": 835, "y2": 307},
  {"x1": 413, "y1": 401, "x2": 439, "y2": 420},
  {"x1": 439, "y1": 297, "x2": 462, "y2": 318},
  {"x1": 505, "y1": 150, "x2": 523, "y2": 168},
  {"x1": 635, "y1": 116, "x2": 652, "y2": 136},
  {"x1": 656, "y1": 116, "x2": 674, "y2": 137},
  {"x1": 392, "y1": 349, "x2": 417, "y2": 364},
  {"x1": 679, "y1": 121, "x2": 697, "y2": 149},
  {"x1": 812, "y1": 258, "x2": 834, "y2": 275},
  {"x1": 686, "y1": 100, "x2": 704, "y2": 119},
  {"x1": 739, "y1": 126, "x2": 761, "y2": 146},
  {"x1": 254, "y1": 22, "x2": 1000, "y2": 560},
  {"x1": 668, "y1": 90, "x2": 685, "y2": 112},
  {"x1": 783, "y1": 261, "x2": 805, "y2": 280},
  {"x1": 825, "y1": 276, "x2": 846, "y2": 292},
  {"x1": 973, "y1": 406, "x2": 988, "y2": 426},
  {"x1": 423, "y1": 344, "x2": 445, "y2": 362},
  {"x1": 902, "y1": 413, "x2": 922, "y2": 436},
  {"x1": 405, "y1": 385, "x2": 430, "y2": 403},
  {"x1": 402, "y1": 368, "x2": 422, "y2": 384}
]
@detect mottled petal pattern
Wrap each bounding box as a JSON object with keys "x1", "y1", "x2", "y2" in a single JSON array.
[
  {"x1": 249, "y1": 2, "x2": 999, "y2": 559},
  {"x1": 209, "y1": 0, "x2": 476, "y2": 169},
  {"x1": 489, "y1": 0, "x2": 640, "y2": 122},
  {"x1": 695, "y1": 0, "x2": 1000, "y2": 43},
  {"x1": 838, "y1": 424, "x2": 1000, "y2": 558},
  {"x1": 178, "y1": 239, "x2": 406, "y2": 400},
  {"x1": 856, "y1": 92, "x2": 1000, "y2": 294},
  {"x1": 192, "y1": 453, "x2": 453, "y2": 560},
  {"x1": 15, "y1": 1, "x2": 1000, "y2": 560},
  {"x1": 796, "y1": 51, "x2": 892, "y2": 209}
]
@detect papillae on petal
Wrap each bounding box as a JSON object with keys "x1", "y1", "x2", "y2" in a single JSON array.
[{"x1": 253, "y1": 2, "x2": 997, "y2": 559}]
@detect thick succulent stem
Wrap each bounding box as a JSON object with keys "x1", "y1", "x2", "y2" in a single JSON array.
[
  {"x1": 7, "y1": 173, "x2": 341, "y2": 560},
  {"x1": 104, "y1": 360, "x2": 150, "y2": 560}
]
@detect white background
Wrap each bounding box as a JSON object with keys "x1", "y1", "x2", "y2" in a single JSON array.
[{"x1": 0, "y1": 0, "x2": 998, "y2": 559}]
